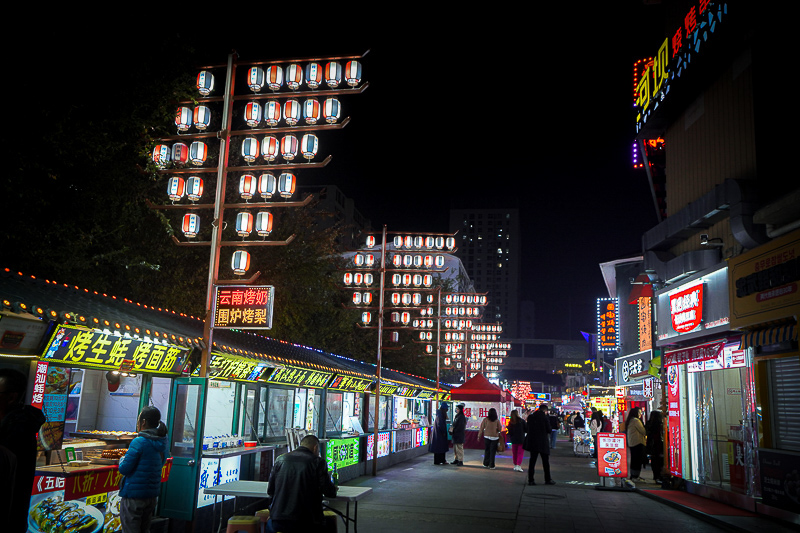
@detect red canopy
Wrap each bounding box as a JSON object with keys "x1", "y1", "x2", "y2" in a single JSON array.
[{"x1": 450, "y1": 373, "x2": 505, "y2": 401}]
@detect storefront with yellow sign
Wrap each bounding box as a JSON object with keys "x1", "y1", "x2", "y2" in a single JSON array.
[
  {"x1": 727, "y1": 229, "x2": 799, "y2": 524},
  {"x1": 30, "y1": 323, "x2": 191, "y2": 533}
]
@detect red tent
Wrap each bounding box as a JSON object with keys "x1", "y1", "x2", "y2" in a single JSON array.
[{"x1": 450, "y1": 373, "x2": 505, "y2": 402}]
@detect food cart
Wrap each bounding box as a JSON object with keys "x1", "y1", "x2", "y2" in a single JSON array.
[{"x1": 449, "y1": 373, "x2": 513, "y2": 449}]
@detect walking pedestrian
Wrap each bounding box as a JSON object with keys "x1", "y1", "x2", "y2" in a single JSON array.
[
  {"x1": 626, "y1": 407, "x2": 647, "y2": 482},
  {"x1": 646, "y1": 410, "x2": 665, "y2": 483},
  {"x1": 507, "y1": 410, "x2": 526, "y2": 471},
  {"x1": 429, "y1": 402, "x2": 450, "y2": 465},
  {"x1": 548, "y1": 410, "x2": 559, "y2": 449},
  {"x1": 477, "y1": 408, "x2": 502, "y2": 469},
  {"x1": 589, "y1": 410, "x2": 604, "y2": 458},
  {"x1": 449, "y1": 403, "x2": 466, "y2": 465},
  {"x1": 572, "y1": 411, "x2": 584, "y2": 429},
  {"x1": 524, "y1": 404, "x2": 556, "y2": 485}
]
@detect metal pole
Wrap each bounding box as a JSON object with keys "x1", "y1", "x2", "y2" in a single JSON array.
[
  {"x1": 200, "y1": 52, "x2": 236, "y2": 378},
  {"x1": 372, "y1": 225, "x2": 387, "y2": 476},
  {"x1": 435, "y1": 287, "x2": 441, "y2": 410}
]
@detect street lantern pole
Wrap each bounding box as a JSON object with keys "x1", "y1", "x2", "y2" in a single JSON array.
[
  {"x1": 372, "y1": 225, "x2": 387, "y2": 477},
  {"x1": 200, "y1": 52, "x2": 236, "y2": 378}
]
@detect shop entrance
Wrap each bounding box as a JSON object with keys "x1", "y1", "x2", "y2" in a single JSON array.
[{"x1": 159, "y1": 377, "x2": 207, "y2": 520}]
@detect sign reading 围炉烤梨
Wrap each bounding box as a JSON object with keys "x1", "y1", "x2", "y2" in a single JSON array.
[{"x1": 212, "y1": 285, "x2": 275, "y2": 329}]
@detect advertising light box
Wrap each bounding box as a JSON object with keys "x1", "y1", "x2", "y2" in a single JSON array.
[
  {"x1": 596, "y1": 432, "x2": 628, "y2": 478},
  {"x1": 366, "y1": 432, "x2": 391, "y2": 460},
  {"x1": 325, "y1": 437, "x2": 360, "y2": 470},
  {"x1": 212, "y1": 285, "x2": 274, "y2": 329}
]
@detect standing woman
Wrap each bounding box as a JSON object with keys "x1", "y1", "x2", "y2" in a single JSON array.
[
  {"x1": 589, "y1": 410, "x2": 604, "y2": 459},
  {"x1": 477, "y1": 408, "x2": 502, "y2": 469},
  {"x1": 507, "y1": 410, "x2": 526, "y2": 472},
  {"x1": 429, "y1": 402, "x2": 450, "y2": 465},
  {"x1": 626, "y1": 407, "x2": 647, "y2": 482},
  {"x1": 645, "y1": 410, "x2": 665, "y2": 483},
  {"x1": 449, "y1": 403, "x2": 467, "y2": 466}
]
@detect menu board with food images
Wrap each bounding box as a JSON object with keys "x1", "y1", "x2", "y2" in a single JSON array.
[
  {"x1": 31, "y1": 362, "x2": 71, "y2": 452},
  {"x1": 596, "y1": 432, "x2": 628, "y2": 478}
]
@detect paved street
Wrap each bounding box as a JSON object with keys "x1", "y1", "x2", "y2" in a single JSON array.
[{"x1": 326, "y1": 434, "x2": 766, "y2": 533}]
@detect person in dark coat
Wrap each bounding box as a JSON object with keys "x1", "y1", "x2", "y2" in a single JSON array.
[
  {"x1": 547, "y1": 411, "x2": 560, "y2": 450},
  {"x1": 429, "y1": 402, "x2": 450, "y2": 465},
  {"x1": 573, "y1": 411, "x2": 584, "y2": 429},
  {"x1": 449, "y1": 403, "x2": 467, "y2": 465},
  {"x1": 0, "y1": 368, "x2": 46, "y2": 533},
  {"x1": 646, "y1": 410, "x2": 665, "y2": 483},
  {"x1": 524, "y1": 404, "x2": 556, "y2": 486}
]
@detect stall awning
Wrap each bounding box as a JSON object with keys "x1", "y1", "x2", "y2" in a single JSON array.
[{"x1": 741, "y1": 324, "x2": 797, "y2": 350}]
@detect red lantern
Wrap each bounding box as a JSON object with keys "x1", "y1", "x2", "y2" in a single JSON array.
[
  {"x1": 241, "y1": 137, "x2": 259, "y2": 163},
  {"x1": 244, "y1": 102, "x2": 262, "y2": 127},
  {"x1": 344, "y1": 60, "x2": 362, "y2": 87},
  {"x1": 325, "y1": 61, "x2": 342, "y2": 88},
  {"x1": 167, "y1": 177, "x2": 185, "y2": 201},
  {"x1": 305, "y1": 63, "x2": 322, "y2": 89},
  {"x1": 258, "y1": 173, "x2": 276, "y2": 198},
  {"x1": 247, "y1": 67, "x2": 265, "y2": 92},
  {"x1": 231, "y1": 250, "x2": 250, "y2": 275},
  {"x1": 236, "y1": 212, "x2": 253, "y2": 236},
  {"x1": 278, "y1": 173, "x2": 296, "y2": 198},
  {"x1": 283, "y1": 100, "x2": 300, "y2": 126},
  {"x1": 303, "y1": 99, "x2": 320, "y2": 124},
  {"x1": 239, "y1": 174, "x2": 257, "y2": 200},
  {"x1": 152, "y1": 145, "x2": 170, "y2": 168},
  {"x1": 323, "y1": 98, "x2": 340, "y2": 124},
  {"x1": 172, "y1": 143, "x2": 189, "y2": 166},
  {"x1": 264, "y1": 101, "x2": 281, "y2": 127},
  {"x1": 186, "y1": 177, "x2": 204, "y2": 202},
  {"x1": 182, "y1": 214, "x2": 200, "y2": 237},
  {"x1": 280, "y1": 135, "x2": 298, "y2": 161},
  {"x1": 189, "y1": 142, "x2": 207, "y2": 166},
  {"x1": 197, "y1": 71, "x2": 215, "y2": 96},
  {"x1": 265, "y1": 66, "x2": 283, "y2": 91},
  {"x1": 175, "y1": 107, "x2": 192, "y2": 132},
  {"x1": 286, "y1": 64, "x2": 303, "y2": 90},
  {"x1": 300, "y1": 134, "x2": 318, "y2": 160},
  {"x1": 343, "y1": 273, "x2": 353, "y2": 285},
  {"x1": 261, "y1": 136, "x2": 279, "y2": 162},
  {"x1": 194, "y1": 106, "x2": 211, "y2": 130}
]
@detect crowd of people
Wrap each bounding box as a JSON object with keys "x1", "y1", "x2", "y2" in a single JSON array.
[{"x1": 428, "y1": 401, "x2": 666, "y2": 486}]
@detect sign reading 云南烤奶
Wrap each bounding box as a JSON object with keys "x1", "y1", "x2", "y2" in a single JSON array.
[{"x1": 213, "y1": 285, "x2": 275, "y2": 330}]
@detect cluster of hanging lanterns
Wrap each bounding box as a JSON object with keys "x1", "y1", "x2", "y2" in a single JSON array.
[
  {"x1": 388, "y1": 253, "x2": 447, "y2": 269},
  {"x1": 343, "y1": 272, "x2": 375, "y2": 286},
  {"x1": 364, "y1": 235, "x2": 456, "y2": 251},
  {"x1": 390, "y1": 273, "x2": 434, "y2": 288},
  {"x1": 240, "y1": 134, "x2": 318, "y2": 163},
  {"x1": 473, "y1": 323, "x2": 503, "y2": 333},
  {"x1": 238, "y1": 172, "x2": 295, "y2": 200},
  {"x1": 168, "y1": 177, "x2": 204, "y2": 202},
  {"x1": 175, "y1": 105, "x2": 211, "y2": 133},
  {"x1": 445, "y1": 294, "x2": 487, "y2": 305},
  {"x1": 243, "y1": 98, "x2": 340, "y2": 128},
  {"x1": 152, "y1": 142, "x2": 208, "y2": 169},
  {"x1": 243, "y1": 61, "x2": 362, "y2": 93}
]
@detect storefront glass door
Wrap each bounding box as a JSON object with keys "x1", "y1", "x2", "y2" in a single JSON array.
[{"x1": 159, "y1": 377, "x2": 206, "y2": 520}]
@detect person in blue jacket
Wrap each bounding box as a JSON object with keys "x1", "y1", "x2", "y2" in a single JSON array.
[{"x1": 118, "y1": 406, "x2": 169, "y2": 533}]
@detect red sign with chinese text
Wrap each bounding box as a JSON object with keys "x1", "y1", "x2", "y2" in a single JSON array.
[
  {"x1": 213, "y1": 285, "x2": 275, "y2": 329},
  {"x1": 596, "y1": 433, "x2": 628, "y2": 478},
  {"x1": 670, "y1": 282, "x2": 704, "y2": 333},
  {"x1": 666, "y1": 365, "x2": 682, "y2": 477}
]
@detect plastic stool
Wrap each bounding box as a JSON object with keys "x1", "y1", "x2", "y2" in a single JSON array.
[
  {"x1": 226, "y1": 515, "x2": 260, "y2": 533},
  {"x1": 255, "y1": 509, "x2": 270, "y2": 533}
]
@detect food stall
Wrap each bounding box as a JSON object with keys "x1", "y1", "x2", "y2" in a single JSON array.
[
  {"x1": 30, "y1": 323, "x2": 190, "y2": 533},
  {"x1": 449, "y1": 373, "x2": 512, "y2": 449}
]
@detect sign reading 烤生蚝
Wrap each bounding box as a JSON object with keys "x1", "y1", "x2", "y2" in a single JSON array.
[{"x1": 42, "y1": 325, "x2": 187, "y2": 375}]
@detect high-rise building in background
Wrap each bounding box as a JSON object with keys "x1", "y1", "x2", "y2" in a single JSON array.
[{"x1": 449, "y1": 208, "x2": 521, "y2": 338}]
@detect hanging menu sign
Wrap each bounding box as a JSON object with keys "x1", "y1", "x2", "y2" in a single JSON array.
[
  {"x1": 663, "y1": 340, "x2": 724, "y2": 366},
  {"x1": 41, "y1": 325, "x2": 187, "y2": 375},
  {"x1": 266, "y1": 365, "x2": 333, "y2": 388},
  {"x1": 213, "y1": 285, "x2": 275, "y2": 330},
  {"x1": 327, "y1": 375, "x2": 372, "y2": 393}
]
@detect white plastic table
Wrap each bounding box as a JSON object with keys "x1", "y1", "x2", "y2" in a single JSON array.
[{"x1": 204, "y1": 480, "x2": 372, "y2": 533}]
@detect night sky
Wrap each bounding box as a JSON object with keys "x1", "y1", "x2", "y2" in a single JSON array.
[{"x1": 8, "y1": 4, "x2": 665, "y2": 341}]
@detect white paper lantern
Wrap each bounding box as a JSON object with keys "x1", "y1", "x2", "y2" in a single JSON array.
[
  {"x1": 193, "y1": 106, "x2": 211, "y2": 130},
  {"x1": 286, "y1": 64, "x2": 303, "y2": 90},
  {"x1": 197, "y1": 71, "x2": 215, "y2": 96},
  {"x1": 182, "y1": 213, "x2": 200, "y2": 237},
  {"x1": 175, "y1": 107, "x2": 192, "y2": 132},
  {"x1": 266, "y1": 66, "x2": 283, "y2": 91},
  {"x1": 236, "y1": 212, "x2": 253, "y2": 236},
  {"x1": 277, "y1": 172, "x2": 296, "y2": 198},
  {"x1": 241, "y1": 138, "x2": 259, "y2": 163},
  {"x1": 300, "y1": 134, "x2": 318, "y2": 160},
  {"x1": 186, "y1": 177, "x2": 204, "y2": 202},
  {"x1": 167, "y1": 177, "x2": 185, "y2": 201},
  {"x1": 258, "y1": 173, "x2": 276, "y2": 199},
  {"x1": 261, "y1": 136, "x2": 279, "y2": 162},
  {"x1": 244, "y1": 102, "x2": 262, "y2": 127},
  {"x1": 231, "y1": 250, "x2": 250, "y2": 275},
  {"x1": 247, "y1": 67, "x2": 265, "y2": 92}
]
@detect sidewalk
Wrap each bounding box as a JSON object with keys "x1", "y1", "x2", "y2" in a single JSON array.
[{"x1": 325, "y1": 433, "x2": 797, "y2": 533}]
